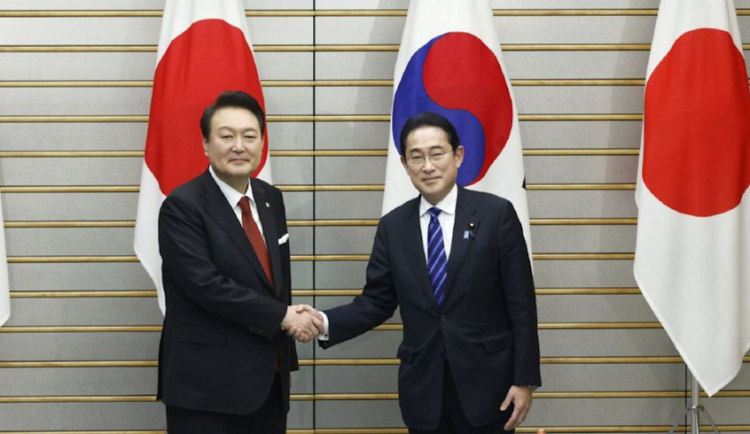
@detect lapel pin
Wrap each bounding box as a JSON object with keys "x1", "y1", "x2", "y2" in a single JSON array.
[
  {"x1": 468, "y1": 222, "x2": 477, "y2": 239},
  {"x1": 265, "y1": 202, "x2": 270, "y2": 208},
  {"x1": 463, "y1": 230, "x2": 470, "y2": 240}
]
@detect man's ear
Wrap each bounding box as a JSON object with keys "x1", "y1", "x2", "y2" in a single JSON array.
[
  {"x1": 202, "y1": 139, "x2": 210, "y2": 157},
  {"x1": 455, "y1": 145, "x2": 465, "y2": 168}
]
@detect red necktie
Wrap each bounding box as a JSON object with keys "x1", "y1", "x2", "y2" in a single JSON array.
[
  {"x1": 239, "y1": 197, "x2": 280, "y2": 372},
  {"x1": 238, "y1": 196, "x2": 274, "y2": 288}
]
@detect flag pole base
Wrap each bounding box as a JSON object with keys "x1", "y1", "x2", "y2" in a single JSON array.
[{"x1": 667, "y1": 372, "x2": 720, "y2": 434}]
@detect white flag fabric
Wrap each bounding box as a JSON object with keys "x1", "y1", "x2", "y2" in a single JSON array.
[
  {"x1": 0, "y1": 199, "x2": 9, "y2": 327},
  {"x1": 382, "y1": 0, "x2": 532, "y2": 259},
  {"x1": 635, "y1": 0, "x2": 750, "y2": 395},
  {"x1": 134, "y1": 0, "x2": 272, "y2": 313}
]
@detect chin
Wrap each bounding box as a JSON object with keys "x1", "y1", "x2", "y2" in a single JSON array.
[
  {"x1": 229, "y1": 166, "x2": 254, "y2": 176},
  {"x1": 418, "y1": 188, "x2": 438, "y2": 200},
  {"x1": 421, "y1": 184, "x2": 443, "y2": 195}
]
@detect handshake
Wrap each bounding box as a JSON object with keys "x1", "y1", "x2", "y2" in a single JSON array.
[{"x1": 280, "y1": 304, "x2": 325, "y2": 343}]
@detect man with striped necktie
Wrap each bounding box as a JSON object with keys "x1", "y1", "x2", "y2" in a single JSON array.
[{"x1": 306, "y1": 112, "x2": 541, "y2": 433}]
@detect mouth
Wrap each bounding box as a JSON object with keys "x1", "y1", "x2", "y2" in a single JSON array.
[
  {"x1": 229, "y1": 159, "x2": 250, "y2": 164},
  {"x1": 422, "y1": 177, "x2": 441, "y2": 183}
]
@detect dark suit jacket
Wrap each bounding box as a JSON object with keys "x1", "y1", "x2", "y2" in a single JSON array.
[
  {"x1": 321, "y1": 187, "x2": 541, "y2": 430},
  {"x1": 156, "y1": 170, "x2": 298, "y2": 415}
]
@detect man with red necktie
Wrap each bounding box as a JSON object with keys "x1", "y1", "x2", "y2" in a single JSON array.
[{"x1": 156, "y1": 91, "x2": 322, "y2": 434}]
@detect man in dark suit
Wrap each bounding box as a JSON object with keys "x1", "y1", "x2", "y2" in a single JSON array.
[
  {"x1": 156, "y1": 91, "x2": 322, "y2": 434},
  {"x1": 303, "y1": 112, "x2": 541, "y2": 433}
]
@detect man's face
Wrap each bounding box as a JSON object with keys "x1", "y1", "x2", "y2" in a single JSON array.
[
  {"x1": 401, "y1": 126, "x2": 464, "y2": 205},
  {"x1": 203, "y1": 107, "x2": 263, "y2": 190}
]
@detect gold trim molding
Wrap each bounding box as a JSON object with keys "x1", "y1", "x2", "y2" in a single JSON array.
[
  {"x1": 0, "y1": 428, "x2": 747, "y2": 434},
  {"x1": 8, "y1": 44, "x2": 739, "y2": 53},
  {"x1": 313, "y1": 428, "x2": 750, "y2": 434},
  {"x1": 0, "y1": 184, "x2": 637, "y2": 194},
  {"x1": 4, "y1": 253, "x2": 635, "y2": 264},
  {"x1": 1, "y1": 357, "x2": 748, "y2": 369},
  {"x1": 0, "y1": 149, "x2": 641, "y2": 158},
  {"x1": 0, "y1": 114, "x2": 642, "y2": 123},
  {"x1": 3, "y1": 218, "x2": 637, "y2": 229},
  {"x1": 5, "y1": 43, "x2": 750, "y2": 53},
  {"x1": 3, "y1": 390, "x2": 747, "y2": 404},
  {"x1": 10, "y1": 290, "x2": 156, "y2": 298},
  {"x1": 0, "y1": 361, "x2": 158, "y2": 368},
  {"x1": 6, "y1": 9, "x2": 750, "y2": 18},
  {"x1": 0, "y1": 322, "x2": 662, "y2": 334},
  {"x1": 0, "y1": 9, "x2": 674, "y2": 18},
  {"x1": 0, "y1": 326, "x2": 162, "y2": 333},
  {"x1": 0, "y1": 79, "x2": 655, "y2": 88},
  {"x1": 8, "y1": 287, "x2": 641, "y2": 298}
]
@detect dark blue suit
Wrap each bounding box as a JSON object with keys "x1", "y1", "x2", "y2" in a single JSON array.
[{"x1": 321, "y1": 187, "x2": 541, "y2": 431}]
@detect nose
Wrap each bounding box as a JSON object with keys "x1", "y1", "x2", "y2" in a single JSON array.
[
  {"x1": 422, "y1": 158, "x2": 436, "y2": 172},
  {"x1": 231, "y1": 137, "x2": 244, "y2": 153}
]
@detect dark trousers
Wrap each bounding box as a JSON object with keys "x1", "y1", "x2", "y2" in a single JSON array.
[
  {"x1": 166, "y1": 373, "x2": 286, "y2": 434},
  {"x1": 409, "y1": 363, "x2": 513, "y2": 434}
]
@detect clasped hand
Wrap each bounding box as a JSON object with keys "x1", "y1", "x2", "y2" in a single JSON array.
[{"x1": 280, "y1": 304, "x2": 324, "y2": 343}]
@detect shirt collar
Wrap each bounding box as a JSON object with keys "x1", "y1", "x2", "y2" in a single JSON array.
[
  {"x1": 419, "y1": 184, "x2": 458, "y2": 218},
  {"x1": 208, "y1": 166, "x2": 256, "y2": 208}
]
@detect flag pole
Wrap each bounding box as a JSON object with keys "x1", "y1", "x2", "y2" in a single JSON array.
[{"x1": 667, "y1": 371, "x2": 720, "y2": 434}]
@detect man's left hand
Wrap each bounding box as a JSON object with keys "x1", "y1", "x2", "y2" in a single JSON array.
[{"x1": 500, "y1": 385, "x2": 532, "y2": 431}]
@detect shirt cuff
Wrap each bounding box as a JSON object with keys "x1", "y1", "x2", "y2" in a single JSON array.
[{"x1": 317, "y1": 311, "x2": 330, "y2": 341}]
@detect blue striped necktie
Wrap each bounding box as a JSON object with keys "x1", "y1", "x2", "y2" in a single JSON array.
[{"x1": 427, "y1": 207, "x2": 448, "y2": 306}]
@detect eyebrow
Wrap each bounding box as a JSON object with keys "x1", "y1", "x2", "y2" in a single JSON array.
[
  {"x1": 409, "y1": 145, "x2": 448, "y2": 153},
  {"x1": 216, "y1": 126, "x2": 259, "y2": 134}
]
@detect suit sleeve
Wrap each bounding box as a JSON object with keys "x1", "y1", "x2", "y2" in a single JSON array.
[
  {"x1": 159, "y1": 195, "x2": 286, "y2": 341},
  {"x1": 498, "y1": 201, "x2": 542, "y2": 387},
  {"x1": 320, "y1": 220, "x2": 399, "y2": 348}
]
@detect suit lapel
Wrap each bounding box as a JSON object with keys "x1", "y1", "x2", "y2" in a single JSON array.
[
  {"x1": 202, "y1": 172, "x2": 273, "y2": 291},
  {"x1": 252, "y1": 180, "x2": 284, "y2": 299},
  {"x1": 442, "y1": 188, "x2": 478, "y2": 308},
  {"x1": 400, "y1": 198, "x2": 440, "y2": 311}
]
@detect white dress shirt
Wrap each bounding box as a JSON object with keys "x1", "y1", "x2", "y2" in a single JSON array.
[
  {"x1": 208, "y1": 166, "x2": 265, "y2": 243},
  {"x1": 419, "y1": 184, "x2": 457, "y2": 260},
  {"x1": 319, "y1": 184, "x2": 459, "y2": 341}
]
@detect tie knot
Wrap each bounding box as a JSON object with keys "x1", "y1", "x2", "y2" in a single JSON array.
[
  {"x1": 428, "y1": 207, "x2": 442, "y2": 219},
  {"x1": 238, "y1": 196, "x2": 252, "y2": 213}
]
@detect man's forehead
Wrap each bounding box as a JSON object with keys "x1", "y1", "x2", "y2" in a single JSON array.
[
  {"x1": 407, "y1": 143, "x2": 448, "y2": 153},
  {"x1": 406, "y1": 127, "x2": 451, "y2": 151},
  {"x1": 212, "y1": 107, "x2": 260, "y2": 128}
]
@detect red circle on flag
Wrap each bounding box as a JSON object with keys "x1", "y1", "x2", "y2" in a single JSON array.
[
  {"x1": 145, "y1": 19, "x2": 268, "y2": 196},
  {"x1": 643, "y1": 28, "x2": 750, "y2": 217}
]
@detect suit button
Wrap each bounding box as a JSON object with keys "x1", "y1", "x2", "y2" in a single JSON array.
[{"x1": 440, "y1": 315, "x2": 447, "y2": 322}]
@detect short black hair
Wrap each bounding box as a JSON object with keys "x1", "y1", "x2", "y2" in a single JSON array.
[
  {"x1": 200, "y1": 91, "x2": 266, "y2": 140},
  {"x1": 399, "y1": 112, "x2": 461, "y2": 155}
]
